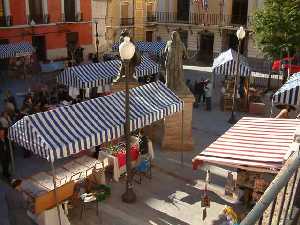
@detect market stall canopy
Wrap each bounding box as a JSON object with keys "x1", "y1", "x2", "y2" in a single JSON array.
[
  {"x1": 57, "y1": 55, "x2": 160, "y2": 88},
  {"x1": 0, "y1": 42, "x2": 34, "y2": 59},
  {"x1": 192, "y1": 117, "x2": 300, "y2": 173},
  {"x1": 272, "y1": 72, "x2": 300, "y2": 107},
  {"x1": 112, "y1": 41, "x2": 166, "y2": 57},
  {"x1": 9, "y1": 81, "x2": 183, "y2": 162},
  {"x1": 212, "y1": 48, "x2": 251, "y2": 77}
]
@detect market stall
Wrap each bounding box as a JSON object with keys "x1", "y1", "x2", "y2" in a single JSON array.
[
  {"x1": 212, "y1": 48, "x2": 252, "y2": 111},
  {"x1": 0, "y1": 42, "x2": 34, "y2": 59},
  {"x1": 8, "y1": 81, "x2": 183, "y2": 224},
  {"x1": 272, "y1": 72, "x2": 300, "y2": 107},
  {"x1": 192, "y1": 117, "x2": 300, "y2": 207},
  {"x1": 57, "y1": 55, "x2": 160, "y2": 98},
  {"x1": 112, "y1": 41, "x2": 166, "y2": 58}
]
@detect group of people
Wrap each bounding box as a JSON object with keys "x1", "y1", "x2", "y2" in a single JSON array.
[{"x1": 186, "y1": 79, "x2": 212, "y2": 111}]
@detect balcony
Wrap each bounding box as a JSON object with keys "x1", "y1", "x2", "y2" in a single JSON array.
[
  {"x1": 120, "y1": 18, "x2": 134, "y2": 26},
  {"x1": 154, "y1": 12, "x2": 252, "y2": 28},
  {"x1": 64, "y1": 12, "x2": 83, "y2": 23},
  {"x1": 0, "y1": 16, "x2": 13, "y2": 27},
  {"x1": 146, "y1": 15, "x2": 156, "y2": 22},
  {"x1": 27, "y1": 14, "x2": 50, "y2": 25}
]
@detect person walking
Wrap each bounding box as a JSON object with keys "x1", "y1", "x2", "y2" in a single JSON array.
[
  {"x1": 0, "y1": 126, "x2": 11, "y2": 180},
  {"x1": 205, "y1": 79, "x2": 212, "y2": 111},
  {"x1": 198, "y1": 79, "x2": 206, "y2": 105}
]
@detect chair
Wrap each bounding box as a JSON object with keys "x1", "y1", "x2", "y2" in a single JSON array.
[
  {"x1": 133, "y1": 159, "x2": 152, "y2": 184},
  {"x1": 79, "y1": 193, "x2": 99, "y2": 220}
]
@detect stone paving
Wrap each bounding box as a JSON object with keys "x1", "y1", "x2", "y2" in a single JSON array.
[{"x1": 0, "y1": 65, "x2": 285, "y2": 225}]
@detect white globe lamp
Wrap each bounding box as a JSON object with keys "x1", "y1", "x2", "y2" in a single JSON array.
[
  {"x1": 119, "y1": 36, "x2": 136, "y2": 60},
  {"x1": 236, "y1": 26, "x2": 246, "y2": 40}
]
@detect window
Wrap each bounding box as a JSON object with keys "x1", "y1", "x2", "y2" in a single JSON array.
[
  {"x1": 146, "y1": 2, "x2": 155, "y2": 22},
  {"x1": 64, "y1": 0, "x2": 76, "y2": 22},
  {"x1": 121, "y1": 3, "x2": 133, "y2": 26},
  {"x1": 29, "y1": 0, "x2": 44, "y2": 24},
  {"x1": 0, "y1": 0, "x2": 5, "y2": 26}
]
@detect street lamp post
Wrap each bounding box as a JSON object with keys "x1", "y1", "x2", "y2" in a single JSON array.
[
  {"x1": 119, "y1": 36, "x2": 137, "y2": 203},
  {"x1": 228, "y1": 26, "x2": 246, "y2": 124},
  {"x1": 95, "y1": 21, "x2": 100, "y2": 62}
]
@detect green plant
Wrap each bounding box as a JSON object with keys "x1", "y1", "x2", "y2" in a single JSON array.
[{"x1": 94, "y1": 184, "x2": 111, "y2": 202}]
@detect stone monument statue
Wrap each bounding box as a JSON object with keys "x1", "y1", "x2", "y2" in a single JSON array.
[
  {"x1": 162, "y1": 30, "x2": 195, "y2": 152},
  {"x1": 164, "y1": 31, "x2": 191, "y2": 95}
]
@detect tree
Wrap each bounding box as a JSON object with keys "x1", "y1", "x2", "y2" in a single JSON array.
[{"x1": 252, "y1": 0, "x2": 300, "y2": 59}]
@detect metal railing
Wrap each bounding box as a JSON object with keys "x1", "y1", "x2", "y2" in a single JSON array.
[
  {"x1": 0, "y1": 15, "x2": 13, "y2": 26},
  {"x1": 27, "y1": 14, "x2": 50, "y2": 24},
  {"x1": 151, "y1": 12, "x2": 252, "y2": 28},
  {"x1": 240, "y1": 149, "x2": 300, "y2": 225},
  {"x1": 120, "y1": 18, "x2": 134, "y2": 26},
  {"x1": 64, "y1": 12, "x2": 83, "y2": 22}
]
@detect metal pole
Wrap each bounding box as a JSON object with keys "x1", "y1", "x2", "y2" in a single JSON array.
[
  {"x1": 267, "y1": 197, "x2": 277, "y2": 225},
  {"x1": 289, "y1": 169, "x2": 300, "y2": 219},
  {"x1": 49, "y1": 156, "x2": 62, "y2": 225},
  {"x1": 275, "y1": 184, "x2": 288, "y2": 225},
  {"x1": 240, "y1": 150, "x2": 300, "y2": 225},
  {"x1": 283, "y1": 170, "x2": 298, "y2": 222},
  {"x1": 228, "y1": 39, "x2": 241, "y2": 124},
  {"x1": 180, "y1": 108, "x2": 184, "y2": 166},
  {"x1": 121, "y1": 60, "x2": 136, "y2": 203},
  {"x1": 8, "y1": 140, "x2": 15, "y2": 174},
  {"x1": 95, "y1": 21, "x2": 99, "y2": 61}
]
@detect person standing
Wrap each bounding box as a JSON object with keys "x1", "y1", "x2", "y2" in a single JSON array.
[
  {"x1": 205, "y1": 79, "x2": 212, "y2": 111},
  {"x1": 0, "y1": 126, "x2": 11, "y2": 180},
  {"x1": 198, "y1": 79, "x2": 206, "y2": 104},
  {"x1": 6, "y1": 179, "x2": 36, "y2": 225}
]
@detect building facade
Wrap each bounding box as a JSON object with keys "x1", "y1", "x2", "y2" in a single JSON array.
[
  {"x1": 0, "y1": 0, "x2": 94, "y2": 61},
  {"x1": 105, "y1": 0, "x2": 156, "y2": 44}
]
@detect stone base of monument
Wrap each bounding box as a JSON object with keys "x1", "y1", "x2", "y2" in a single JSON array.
[
  {"x1": 162, "y1": 94, "x2": 195, "y2": 151},
  {"x1": 111, "y1": 80, "x2": 140, "y2": 92}
]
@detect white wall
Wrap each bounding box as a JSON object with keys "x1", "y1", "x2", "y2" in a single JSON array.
[{"x1": 92, "y1": 0, "x2": 108, "y2": 53}]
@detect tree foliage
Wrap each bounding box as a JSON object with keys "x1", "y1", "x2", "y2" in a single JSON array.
[{"x1": 252, "y1": 0, "x2": 300, "y2": 59}]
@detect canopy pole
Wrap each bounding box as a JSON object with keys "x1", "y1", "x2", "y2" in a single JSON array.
[
  {"x1": 8, "y1": 140, "x2": 15, "y2": 174},
  {"x1": 180, "y1": 107, "x2": 184, "y2": 166},
  {"x1": 49, "y1": 155, "x2": 62, "y2": 225}
]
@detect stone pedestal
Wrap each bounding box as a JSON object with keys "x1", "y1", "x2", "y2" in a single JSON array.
[{"x1": 162, "y1": 94, "x2": 195, "y2": 151}]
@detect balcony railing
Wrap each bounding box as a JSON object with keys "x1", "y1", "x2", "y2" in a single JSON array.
[
  {"x1": 152, "y1": 12, "x2": 252, "y2": 28},
  {"x1": 64, "y1": 12, "x2": 83, "y2": 22},
  {"x1": 120, "y1": 18, "x2": 134, "y2": 26},
  {"x1": 27, "y1": 14, "x2": 50, "y2": 25},
  {"x1": 0, "y1": 16, "x2": 13, "y2": 27},
  {"x1": 146, "y1": 15, "x2": 156, "y2": 22}
]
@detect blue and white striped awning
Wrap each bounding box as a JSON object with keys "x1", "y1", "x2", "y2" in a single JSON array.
[
  {"x1": 112, "y1": 41, "x2": 166, "y2": 57},
  {"x1": 0, "y1": 42, "x2": 34, "y2": 59},
  {"x1": 8, "y1": 81, "x2": 182, "y2": 161},
  {"x1": 57, "y1": 55, "x2": 160, "y2": 88},
  {"x1": 272, "y1": 72, "x2": 300, "y2": 106},
  {"x1": 212, "y1": 49, "x2": 251, "y2": 77}
]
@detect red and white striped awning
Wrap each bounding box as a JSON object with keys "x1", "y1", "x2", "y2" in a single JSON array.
[{"x1": 192, "y1": 117, "x2": 300, "y2": 173}]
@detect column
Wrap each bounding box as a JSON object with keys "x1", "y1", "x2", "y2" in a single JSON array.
[
  {"x1": 61, "y1": 0, "x2": 65, "y2": 21},
  {"x1": 25, "y1": 0, "x2": 29, "y2": 24},
  {"x1": 75, "y1": 0, "x2": 81, "y2": 21},
  {"x1": 3, "y1": 0, "x2": 11, "y2": 25},
  {"x1": 42, "y1": 0, "x2": 48, "y2": 23}
]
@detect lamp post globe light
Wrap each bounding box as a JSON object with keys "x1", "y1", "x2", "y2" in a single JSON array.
[
  {"x1": 119, "y1": 36, "x2": 137, "y2": 203},
  {"x1": 228, "y1": 26, "x2": 246, "y2": 124}
]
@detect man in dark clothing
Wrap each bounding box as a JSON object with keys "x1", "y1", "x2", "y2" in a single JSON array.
[
  {"x1": 6, "y1": 179, "x2": 36, "y2": 225},
  {"x1": 198, "y1": 79, "x2": 206, "y2": 104},
  {"x1": 0, "y1": 126, "x2": 11, "y2": 180}
]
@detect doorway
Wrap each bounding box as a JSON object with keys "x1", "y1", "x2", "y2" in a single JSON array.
[
  {"x1": 199, "y1": 32, "x2": 214, "y2": 63},
  {"x1": 146, "y1": 31, "x2": 153, "y2": 42},
  {"x1": 66, "y1": 32, "x2": 79, "y2": 59},
  {"x1": 231, "y1": 0, "x2": 248, "y2": 25},
  {"x1": 177, "y1": 0, "x2": 190, "y2": 22},
  {"x1": 64, "y1": 0, "x2": 76, "y2": 22},
  {"x1": 32, "y1": 35, "x2": 46, "y2": 61}
]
